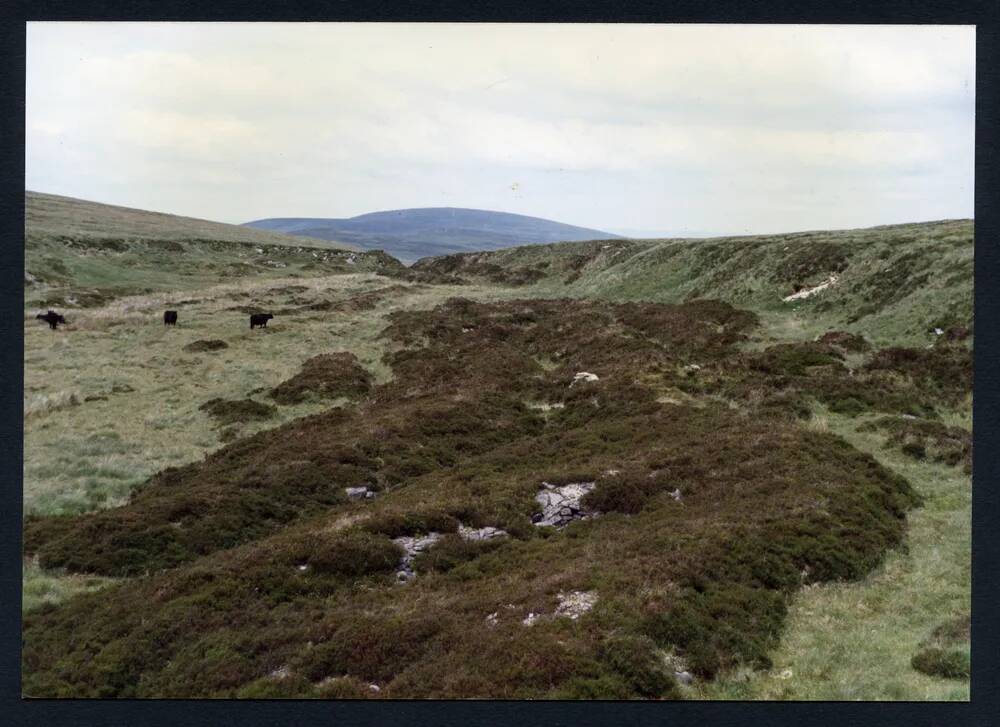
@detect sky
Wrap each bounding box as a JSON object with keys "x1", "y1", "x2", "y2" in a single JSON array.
[{"x1": 26, "y1": 23, "x2": 975, "y2": 237}]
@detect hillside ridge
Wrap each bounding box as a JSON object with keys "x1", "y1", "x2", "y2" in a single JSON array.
[{"x1": 26, "y1": 191, "x2": 356, "y2": 250}]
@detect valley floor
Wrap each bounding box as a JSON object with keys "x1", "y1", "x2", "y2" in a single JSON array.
[{"x1": 22, "y1": 271, "x2": 971, "y2": 700}]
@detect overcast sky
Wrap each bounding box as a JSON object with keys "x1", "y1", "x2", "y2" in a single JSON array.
[{"x1": 26, "y1": 23, "x2": 974, "y2": 237}]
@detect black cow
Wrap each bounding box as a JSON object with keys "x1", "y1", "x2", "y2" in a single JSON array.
[
  {"x1": 164, "y1": 310, "x2": 178, "y2": 326},
  {"x1": 35, "y1": 310, "x2": 66, "y2": 330},
  {"x1": 250, "y1": 313, "x2": 274, "y2": 329}
]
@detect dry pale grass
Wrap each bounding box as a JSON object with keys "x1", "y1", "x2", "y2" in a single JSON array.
[{"x1": 23, "y1": 390, "x2": 81, "y2": 419}]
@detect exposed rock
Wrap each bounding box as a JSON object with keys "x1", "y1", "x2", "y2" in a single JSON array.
[
  {"x1": 345, "y1": 485, "x2": 376, "y2": 500},
  {"x1": 392, "y1": 532, "x2": 443, "y2": 583},
  {"x1": 668, "y1": 488, "x2": 683, "y2": 502},
  {"x1": 570, "y1": 371, "x2": 599, "y2": 387},
  {"x1": 553, "y1": 590, "x2": 598, "y2": 620},
  {"x1": 521, "y1": 591, "x2": 598, "y2": 627},
  {"x1": 485, "y1": 611, "x2": 499, "y2": 626},
  {"x1": 675, "y1": 671, "x2": 694, "y2": 686},
  {"x1": 782, "y1": 274, "x2": 838, "y2": 302},
  {"x1": 533, "y1": 481, "x2": 597, "y2": 528},
  {"x1": 458, "y1": 524, "x2": 508, "y2": 541},
  {"x1": 269, "y1": 666, "x2": 291, "y2": 680},
  {"x1": 369, "y1": 683, "x2": 381, "y2": 692}
]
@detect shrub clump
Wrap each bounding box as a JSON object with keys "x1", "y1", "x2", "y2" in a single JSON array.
[
  {"x1": 818, "y1": 330, "x2": 870, "y2": 352},
  {"x1": 864, "y1": 345, "x2": 972, "y2": 405},
  {"x1": 859, "y1": 416, "x2": 971, "y2": 472},
  {"x1": 911, "y1": 614, "x2": 970, "y2": 680},
  {"x1": 911, "y1": 648, "x2": 970, "y2": 680},
  {"x1": 410, "y1": 534, "x2": 505, "y2": 574},
  {"x1": 198, "y1": 397, "x2": 276, "y2": 426},
  {"x1": 183, "y1": 339, "x2": 229, "y2": 353},
  {"x1": 270, "y1": 353, "x2": 373, "y2": 405},
  {"x1": 362, "y1": 509, "x2": 460, "y2": 539},
  {"x1": 599, "y1": 634, "x2": 680, "y2": 699},
  {"x1": 307, "y1": 531, "x2": 403, "y2": 577}
]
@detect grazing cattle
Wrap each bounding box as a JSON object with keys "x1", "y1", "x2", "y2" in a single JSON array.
[
  {"x1": 250, "y1": 313, "x2": 274, "y2": 329},
  {"x1": 35, "y1": 310, "x2": 66, "y2": 330},
  {"x1": 164, "y1": 310, "x2": 178, "y2": 326}
]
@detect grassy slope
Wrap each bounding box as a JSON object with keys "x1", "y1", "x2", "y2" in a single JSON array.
[
  {"x1": 24, "y1": 191, "x2": 409, "y2": 309},
  {"x1": 27, "y1": 191, "x2": 355, "y2": 248},
  {"x1": 21, "y1": 217, "x2": 973, "y2": 700},
  {"x1": 412, "y1": 219, "x2": 973, "y2": 347}
]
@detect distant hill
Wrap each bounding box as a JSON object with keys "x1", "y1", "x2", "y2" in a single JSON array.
[
  {"x1": 244, "y1": 207, "x2": 622, "y2": 263},
  {"x1": 27, "y1": 191, "x2": 355, "y2": 250}
]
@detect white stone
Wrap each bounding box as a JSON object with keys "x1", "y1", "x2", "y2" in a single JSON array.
[
  {"x1": 570, "y1": 371, "x2": 600, "y2": 387},
  {"x1": 554, "y1": 590, "x2": 598, "y2": 620},
  {"x1": 782, "y1": 275, "x2": 839, "y2": 302},
  {"x1": 458, "y1": 524, "x2": 508, "y2": 541}
]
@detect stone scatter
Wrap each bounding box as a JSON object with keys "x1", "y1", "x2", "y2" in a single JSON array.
[
  {"x1": 532, "y1": 481, "x2": 597, "y2": 528},
  {"x1": 521, "y1": 590, "x2": 598, "y2": 627},
  {"x1": 392, "y1": 532, "x2": 443, "y2": 583},
  {"x1": 458, "y1": 524, "x2": 508, "y2": 541},
  {"x1": 344, "y1": 485, "x2": 377, "y2": 500}
]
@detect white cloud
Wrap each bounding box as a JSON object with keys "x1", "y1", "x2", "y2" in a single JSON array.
[{"x1": 26, "y1": 22, "x2": 974, "y2": 233}]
